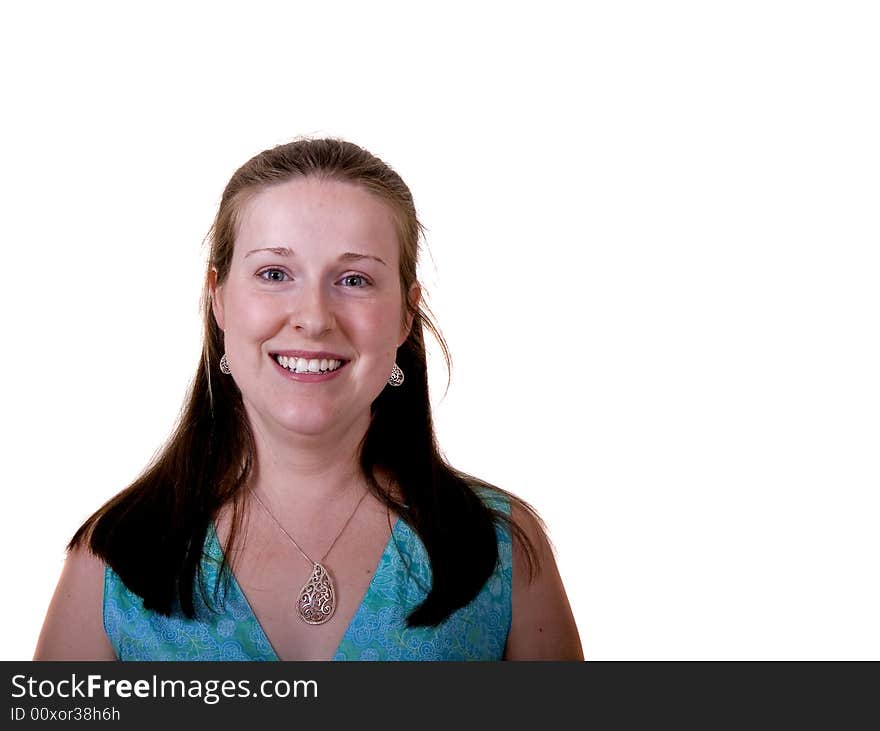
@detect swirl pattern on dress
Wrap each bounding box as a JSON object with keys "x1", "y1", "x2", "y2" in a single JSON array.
[{"x1": 103, "y1": 488, "x2": 512, "y2": 661}]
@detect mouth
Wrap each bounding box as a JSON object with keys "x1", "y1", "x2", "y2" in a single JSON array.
[{"x1": 271, "y1": 353, "x2": 348, "y2": 375}]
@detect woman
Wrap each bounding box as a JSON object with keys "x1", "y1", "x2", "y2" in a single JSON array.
[{"x1": 34, "y1": 138, "x2": 583, "y2": 661}]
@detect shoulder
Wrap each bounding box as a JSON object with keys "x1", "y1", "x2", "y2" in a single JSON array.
[
  {"x1": 504, "y1": 498, "x2": 584, "y2": 661},
  {"x1": 34, "y1": 540, "x2": 117, "y2": 660},
  {"x1": 471, "y1": 483, "x2": 512, "y2": 515}
]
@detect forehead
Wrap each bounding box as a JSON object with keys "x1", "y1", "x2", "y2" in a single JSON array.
[{"x1": 234, "y1": 177, "x2": 400, "y2": 262}]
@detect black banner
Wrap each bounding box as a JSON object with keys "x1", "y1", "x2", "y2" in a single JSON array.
[{"x1": 3, "y1": 662, "x2": 878, "y2": 726}]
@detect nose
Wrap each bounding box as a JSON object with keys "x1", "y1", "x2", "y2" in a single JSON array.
[{"x1": 290, "y1": 282, "x2": 335, "y2": 337}]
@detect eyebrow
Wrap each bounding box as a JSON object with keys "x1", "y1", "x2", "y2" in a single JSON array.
[{"x1": 244, "y1": 247, "x2": 387, "y2": 266}]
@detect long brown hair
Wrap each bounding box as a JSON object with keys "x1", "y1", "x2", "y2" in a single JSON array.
[{"x1": 72, "y1": 138, "x2": 538, "y2": 626}]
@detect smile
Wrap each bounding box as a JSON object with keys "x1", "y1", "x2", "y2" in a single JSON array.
[{"x1": 272, "y1": 354, "x2": 346, "y2": 375}]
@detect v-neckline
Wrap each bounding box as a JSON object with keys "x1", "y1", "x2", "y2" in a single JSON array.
[{"x1": 207, "y1": 515, "x2": 402, "y2": 661}]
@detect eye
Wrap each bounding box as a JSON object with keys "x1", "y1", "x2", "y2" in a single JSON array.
[
  {"x1": 339, "y1": 274, "x2": 371, "y2": 288},
  {"x1": 257, "y1": 268, "x2": 290, "y2": 282}
]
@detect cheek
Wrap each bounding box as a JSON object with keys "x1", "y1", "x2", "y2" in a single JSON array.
[
  {"x1": 225, "y1": 290, "x2": 285, "y2": 339},
  {"x1": 354, "y1": 303, "x2": 404, "y2": 355}
]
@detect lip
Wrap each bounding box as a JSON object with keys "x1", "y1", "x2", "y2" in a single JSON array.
[{"x1": 269, "y1": 352, "x2": 348, "y2": 383}]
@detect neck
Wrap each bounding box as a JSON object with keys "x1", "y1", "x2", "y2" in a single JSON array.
[{"x1": 244, "y1": 404, "x2": 373, "y2": 512}]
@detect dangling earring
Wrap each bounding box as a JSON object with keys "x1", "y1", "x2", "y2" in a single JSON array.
[
  {"x1": 388, "y1": 363, "x2": 404, "y2": 387},
  {"x1": 219, "y1": 353, "x2": 231, "y2": 375}
]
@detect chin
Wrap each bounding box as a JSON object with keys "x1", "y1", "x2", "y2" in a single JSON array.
[
  {"x1": 271, "y1": 406, "x2": 356, "y2": 438},
  {"x1": 274, "y1": 415, "x2": 335, "y2": 437}
]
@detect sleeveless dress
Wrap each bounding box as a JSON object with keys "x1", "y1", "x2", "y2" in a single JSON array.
[{"x1": 103, "y1": 493, "x2": 512, "y2": 661}]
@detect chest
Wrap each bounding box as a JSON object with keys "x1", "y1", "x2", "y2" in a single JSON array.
[
  {"x1": 216, "y1": 506, "x2": 395, "y2": 661},
  {"x1": 105, "y1": 515, "x2": 513, "y2": 661}
]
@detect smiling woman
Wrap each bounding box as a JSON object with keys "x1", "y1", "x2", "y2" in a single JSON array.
[
  {"x1": 213, "y1": 179, "x2": 416, "y2": 443},
  {"x1": 33, "y1": 138, "x2": 583, "y2": 661}
]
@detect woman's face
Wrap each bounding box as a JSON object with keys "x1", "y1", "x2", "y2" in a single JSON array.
[{"x1": 211, "y1": 177, "x2": 418, "y2": 443}]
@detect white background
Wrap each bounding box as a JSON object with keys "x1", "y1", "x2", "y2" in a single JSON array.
[{"x1": 1, "y1": 1, "x2": 878, "y2": 660}]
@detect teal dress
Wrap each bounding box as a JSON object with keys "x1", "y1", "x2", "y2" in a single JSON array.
[{"x1": 103, "y1": 494, "x2": 512, "y2": 661}]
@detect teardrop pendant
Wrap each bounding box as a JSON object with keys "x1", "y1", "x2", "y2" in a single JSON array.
[{"x1": 296, "y1": 562, "x2": 336, "y2": 625}]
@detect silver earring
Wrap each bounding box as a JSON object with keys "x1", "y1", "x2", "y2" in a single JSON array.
[
  {"x1": 219, "y1": 353, "x2": 231, "y2": 375},
  {"x1": 388, "y1": 363, "x2": 404, "y2": 387}
]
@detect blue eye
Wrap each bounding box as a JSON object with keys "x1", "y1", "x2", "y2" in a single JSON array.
[
  {"x1": 258, "y1": 268, "x2": 289, "y2": 282},
  {"x1": 340, "y1": 274, "x2": 370, "y2": 287}
]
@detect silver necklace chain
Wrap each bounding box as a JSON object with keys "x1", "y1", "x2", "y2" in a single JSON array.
[
  {"x1": 247, "y1": 486, "x2": 370, "y2": 626},
  {"x1": 248, "y1": 486, "x2": 369, "y2": 565}
]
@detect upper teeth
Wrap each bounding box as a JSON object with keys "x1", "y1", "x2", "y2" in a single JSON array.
[{"x1": 275, "y1": 355, "x2": 344, "y2": 374}]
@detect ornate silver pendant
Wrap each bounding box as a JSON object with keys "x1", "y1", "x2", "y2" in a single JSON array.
[{"x1": 297, "y1": 562, "x2": 336, "y2": 625}]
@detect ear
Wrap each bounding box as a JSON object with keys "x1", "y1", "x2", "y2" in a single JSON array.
[
  {"x1": 399, "y1": 283, "x2": 421, "y2": 346},
  {"x1": 209, "y1": 269, "x2": 226, "y2": 331}
]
